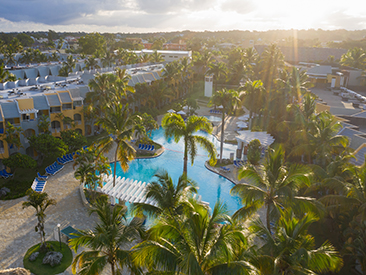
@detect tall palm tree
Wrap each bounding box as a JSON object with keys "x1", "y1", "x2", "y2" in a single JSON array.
[
  {"x1": 0, "y1": 65, "x2": 10, "y2": 83},
  {"x1": 22, "y1": 190, "x2": 56, "y2": 251},
  {"x1": 232, "y1": 145, "x2": 316, "y2": 232},
  {"x1": 206, "y1": 62, "x2": 227, "y2": 92},
  {"x1": 101, "y1": 50, "x2": 115, "y2": 68},
  {"x1": 133, "y1": 171, "x2": 197, "y2": 218},
  {"x1": 260, "y1": 43, "x2": 284, "y2": 91},
  {"x1": 162, "y1": 114, "x2": 217, "y2": 175},
  {"x1": 4, "y1": 122, "x2": 23, "y2": 150},
  {"x1": 239, "y1": 80, "x2": 265, "y2": 129},
  {"x1": 209, "y1": 88, "x2": 240, "y2": 163},
  {"x1": 97, "y1": 102, "x2": 139, "y2": 187},
  {"x1": 70, "y1": 201, "x2": 145, "y2": 275},
  {"x1": 251, "y1": 210, "x2": 343, "y2": 274},
  {"x1": 132, "y1": 201, "x2": 259, "y2": 274}
]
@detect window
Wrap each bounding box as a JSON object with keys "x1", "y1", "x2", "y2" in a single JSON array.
[
  {"x1": 50, "y1": 107, "x2": 61, "y2": 113},
  {"x1": 73, "y1": 100, "x2": 82, "y2": 108},
  {"x1": 22, "y1": 114, "x2": 30, "y2": 121},
  {"x1": 62, "y1": 103, "x2": 72, "y2": 110}
]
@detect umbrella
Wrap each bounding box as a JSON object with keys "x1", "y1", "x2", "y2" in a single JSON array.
[
  {"x1": 238, "y1": 114, "x2": 249, "y2": 121},
  {"x1": 183, "y1": 106, "x2": 189, "y2": 110},
  {"x1": 167, "y1": 109, "x2": 176, "y2": 113},
  {"x1": 217, "y1": 105, "x2": 224, "y2": 109},
  {"x1": 236, "y1": 122, "x2": 248, "y2": 128},
  {"x1": 177, "y1": 110, "x2": 186, "y2": 115}
]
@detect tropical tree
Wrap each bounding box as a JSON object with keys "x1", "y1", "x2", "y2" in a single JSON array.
[
  {"x1": 101, "y1": 50, "x2": 115, "y2": 68},
  {"x1": 85, "y1": 56, "x2": 100, "y2": 70},
  {"x1": 150, "y1": 50, "x2": 164, "y2": 63},
  {"x1": 62, "y1": 55, "x2": 76, "y2": 75},
  {"x1": 260, "y1": 43, "x2": 284, "y2": 91},
  {"x1": 70, "y1": 200, "x2": 145, "y2": 275},
  {"x1": 133, "y1": 171, "x2": 197, "y2": 218},
  {"x1": 0, "y1": 65, "x2": 10, "y2": 83},
  {"x1": 4, "y1": 122, "x2": 23, "y2": 150},
  {"x1": 97, "y1": 103, "x2": 139, "y2": 187},
  {"x1": 207, "y1": 62, "x2": 227, "y2": 92},
  {"x1": 22, "y1": 190, "x2": 56, "y2": 251},
  {"x1": 232, "y1": 145, "x2": 317, "y2": 233},
  {"x1": 133, "y1": 200, "x2": 259, "y2": 274},
  {"x1": 239, "y1": 80, "x2": 265, "y2": 129},
  {"x1": 251, "y1": 210, "x2": 343, "y2": 274},
  {"x1": 209, "y1": 88, "x2": 240, "y2": 163},
  {"x1": 340, "y1": 47, "x2": 366, "y2": 70},
  {"x1": 162, "y1": 113, "x2": 217, "y2": 175},
  {"x1": 37, "y1": 114, "x2": 50, "y2": 134}
]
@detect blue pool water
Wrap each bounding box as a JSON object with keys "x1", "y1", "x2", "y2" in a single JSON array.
[{"x1": 112, "y1": 127, "x2": 242, "y2": 214}]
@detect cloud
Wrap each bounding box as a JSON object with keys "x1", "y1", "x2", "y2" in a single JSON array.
[
  {"x1": 133, "y1": 0, "x2": 214, "y2": 14},
  {"x1": 322, "y1": 10, "x2": 366, "y2": 30},
  {"x1": 220, "y1": 0, "x2": 255, "y2": 15}
]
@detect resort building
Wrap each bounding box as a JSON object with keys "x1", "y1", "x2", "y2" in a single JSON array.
[{"x1": 0, "y1": 62, "x2": 168, "y2": 161}]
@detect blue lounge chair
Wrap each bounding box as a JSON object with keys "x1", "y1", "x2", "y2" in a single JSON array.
[
  {"x1": 57, "y1": 157, "x2": 67, "y2": 165},
  {"x1": 0, "y1": 170, "x2": 8, "y2": 179},
  {"x1": 138, "y1": 144, "x2": 142, "y2": 149},
  {"x1": 141, "y1": 144, "x2": 146, "y2": 150},
  {"x1": 2, "y1": 169, "x2": 13, "y2": 178},
  {"x1": 146, "y1": 145, "x2": 151, "y2": 151},
  {"x1": 150, "y1": 145, "x2": 155, "y2": 151},
  {"x1": 37, "y1": 172, "x2": 48, "y2": 180}
]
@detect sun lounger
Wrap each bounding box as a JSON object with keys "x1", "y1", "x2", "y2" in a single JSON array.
[
  {"x1": 37, "y1": 172, "x2": 48, "y2": 180},
  {"x1": 2, "y1": 169, "x2": 13, "y2": 178},
  {"x1": 57, "y1": 157, "x2": 67, "y2": 165},
  {"x1": 0, "y1": 170, "x2": 9, "y2": 179},
  {"x1": 150, "y1": 145, "x2": 155, "y2": 151},
  {"x1": 61, "y1": 225, "x2": 80, "y2": 240},
  {"x1": 146, "y1": 145, "x2": 151, "y2": 151}
]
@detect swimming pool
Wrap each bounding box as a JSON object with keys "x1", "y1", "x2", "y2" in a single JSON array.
[{"x1": 111, "y1": 127, "x2": 242, "y2": 214}]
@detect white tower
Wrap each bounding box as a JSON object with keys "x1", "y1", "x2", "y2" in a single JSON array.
[{"x1": 204, "y1": 74, "x2": 213, "y2": 97}]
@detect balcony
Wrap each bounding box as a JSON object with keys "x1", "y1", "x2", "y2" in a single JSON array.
[{"x1": 51, "y1": 128, "x2": 61, "y2": 133}]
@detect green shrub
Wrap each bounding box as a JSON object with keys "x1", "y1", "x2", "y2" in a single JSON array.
[{"x1": 247, "y1": 139, "x2": 261, "y2": 165}]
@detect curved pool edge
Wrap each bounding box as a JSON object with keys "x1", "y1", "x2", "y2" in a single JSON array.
[{"x1": 204, "y1": 161, "x2": 238, "y2": 186}]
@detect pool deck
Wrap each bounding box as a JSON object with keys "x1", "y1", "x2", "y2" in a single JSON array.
[{"x1": 0, "y1": 107, "x2": 244, "y2": 274}]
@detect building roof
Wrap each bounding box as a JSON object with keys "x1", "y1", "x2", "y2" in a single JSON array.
[
  {"x1": 38, "y1": 66, "x2": 50, "y2": 77},
  {"x1": 353, "y1": 111, "x2": 366, "y2": 118},
  {"x1": 33, "y1": 95, "x2": 50, "y2": 110},
  {"x1": 254, "y1": 45, "x2": 347, "y2": 63},
  {"x1": 58, "y1": 92, "x2": 72, "y2": 103},
  {"x1": 23, "y1": 68, "x2": 38, "y2": 79},
  {"x1": 350, "y1": 146, "x2": 366, "y2": 166},
  {"x1": 1, "y1": 102, "x2": 20, "y2": 119},
  {"x1": 45, "y1": 94, "x2": 61, "y2": 106},
  {"x1": 307, "y1": 65, "x2": 332, "y2": 76}
]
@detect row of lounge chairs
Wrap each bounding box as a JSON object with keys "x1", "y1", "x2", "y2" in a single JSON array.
[
  {"x1": 45, "y1": 161, "x2": 64, "y2": 176},
  {"x1": 138, "y1": 144, "x2": 155, "y2": 151},
  {"x1": 57, "y1": 152, "x2": 79, "y2": 165},
  {"x1": 210, "y1": 109, "x2": 222, "y2": 114},
  {"x1": 0, "y1": 169, "x2": 13, "y2": 179},
  {"x1": 31, "y1": 178, "x2": 47, "y2": 193},
  {"x1": 233, "y1": 160, "x2": 245, "y2": 167}
]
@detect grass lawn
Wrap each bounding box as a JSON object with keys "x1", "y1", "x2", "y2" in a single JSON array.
[
  {"x1": 23, "y1": 241, "x2": 73, "y2": 275},
  {"x1": 0, "y1": 155, "x2": 57, "y2": 200}
]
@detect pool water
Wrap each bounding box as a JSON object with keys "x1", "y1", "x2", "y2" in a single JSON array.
[{"x1": 111, "y1": 127, "x2": 242, "y2": 214}]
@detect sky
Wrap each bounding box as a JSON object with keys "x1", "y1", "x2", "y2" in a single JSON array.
[{"x1": 1, "y1": 0, "x2": 366, "y2": 33}]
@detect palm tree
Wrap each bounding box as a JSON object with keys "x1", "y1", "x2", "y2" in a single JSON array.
[
  {"x1": 209, "y1": 88, "x2": 240, "y2": 163},
  {"x1": 162, "y1": 114, "x2": 217, "y2": 175},
  {"x1": 251, "y1": 210, "x2": 343, "y2": 274},
  {"x1": 22, "y1": 189, "x2": 56, "y2": 251},
  {"x1": 239, "y1": 80, "x2": 265, "y2": 129},
  {"x1": 101, "y1": 50, "x2": 115, "y2": 68},
  {"x1": 0, "y1": 65, "x2": 10, "y2": 83},
  {"x1": 85, "y1": 56, "x2": 100, "y2": 70},
  {"x1": 70, "y1": 201, "x2": 145, "y2": 275},
  {"x1": 132, "y1": 200, "x2": 259, "y2": 274},
  {"x1": 291, "y1": 111, "x2": 349, "y2": 166},
  {"x1": 4, "y1": 122, "x2": 23, "y2": 150},
  {"x1": 340, "y1": 47, "x2": 366, "y2": 70},
  {"x1": 133, "y1": 171, "x2": 197, "y2": 218},
  {"x1": 232, "y1": 145, "x2": 316, "y2": 232},
  {"x1": 150, "y1": 50, "x2": 164, "y2": 63},
  {"x1": 62, "y1": 55, "x2": 76, "y2": 74},
  {"x1": 260, "y1": 43, "x2": 284, "y2": 91},
  {"x1": 207, "y1": 62, "x2": 227, "y2": 92},
  {"x1": 97, "y1": 103, "x2": 139, "y2": 187}
]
